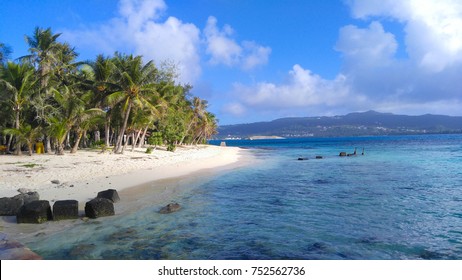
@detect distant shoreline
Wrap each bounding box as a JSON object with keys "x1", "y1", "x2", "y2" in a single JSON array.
[{"x1": 249, "y1": 135, "x2": 285, "y2": 140}]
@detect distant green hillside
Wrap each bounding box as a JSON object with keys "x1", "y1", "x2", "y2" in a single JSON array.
[{"x1": 216, "y1": 110, "x2": 462, "y2": 139}]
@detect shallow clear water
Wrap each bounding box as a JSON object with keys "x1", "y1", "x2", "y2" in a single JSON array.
[{"x1": 25, "y1": 134, "x2": 462, "y2": 259}]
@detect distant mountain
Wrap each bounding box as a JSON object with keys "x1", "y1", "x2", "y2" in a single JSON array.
[{"x1": 216, "y1": 110, "x2": 462, "y2": 139}]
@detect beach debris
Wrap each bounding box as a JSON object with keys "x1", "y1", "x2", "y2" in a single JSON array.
[
  {"x1": 51, "y1": 180, "x2": 60, "y2": 184},
  {"x1": 97, "y1": 189, "x2": 120, "y2": 203},
  {"x1": 16, "y1": 200, "x2": 53, "y2": 224},
  {"x1": 159, "y1": 203, "x2": 181, "y2": 214},
  {"x1": 339, "y1": 152, "x2": 347, "y2": 157},
  {"x1": 53, "y1": 200, "x2": 79, "y2": 221},
  {"x1": 85, "y1": 198, "x2": 115, "y2": 219}
]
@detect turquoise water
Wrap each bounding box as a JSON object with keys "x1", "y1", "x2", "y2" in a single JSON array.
[{"x1": 26, "y1": 134, "x2": 462, "y2": 259}]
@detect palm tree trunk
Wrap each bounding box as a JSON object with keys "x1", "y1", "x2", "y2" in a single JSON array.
[
  {"x1": 180, "y1": 120, "x2": 194, "y2": 145},
  {"x1": 70, "y1": 131, "x2": 83, "y2": 154},
  {"x1": 27, "y1": 142, "x2": 33, "y2": 156},
  {"x1": 46, "y1": 136, "x2": 53, "y2": 154},
  {"x1": 6, "y1": 134, "x2": 13, "y2": 151},
  {"x1": 14, "y1": 110, "x2": 22, "y2": 155},
  {"x1": 105, "y1": 119, "x2": 111, "y2": 146},
  {"x1": 94, "y1": 130, "x2": 100, "y2": 143},
  {"x1": 65, "y1": 132, "x2": 71, "y2": 150},
  {"x1": 137, "y1": 126, "x2": 148, "y2": 148},
  {"x1": 123, "y1": 131, "x2": 132, "y2": 153},
  {"x1": 115, "y1": 102, "x2": 132, "y2": 154},
  {"x1": 56, "y1": 136, "x2": 66, "y2": 155},
  {"x1": 82, "y1": 130, "x2": 88, "y2": 148},
  {"x1": 132, "y1": 129, "x2": 142, "y2": 151}
]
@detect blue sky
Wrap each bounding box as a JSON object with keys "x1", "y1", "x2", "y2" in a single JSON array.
[{"x1": 1, "y1": 0, "x2": 462, "y2": 125}]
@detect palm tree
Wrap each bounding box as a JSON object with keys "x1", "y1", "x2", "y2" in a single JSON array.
[
  {"x1": 0, "y1": 42, "x2": 12, "y2": 65},
  {"x1": 87, "y1": 54, "x2": 117, "y2": 146},
  {"x1": 70, "y1": 107, "x2": 105, "y2": 153},
  {"x1": 0, "y1": 61, "x2": 36, "y2": 155},
  {"x1": 3, "y1": 125, "x2": 42, "y2": 156},
  {"x1": 24, "y1": 27, "x2": 61, "y2": 91},
  {"x1": 107, "y1": 53, "x2": 159, "y2": 154},
  {"x1": 23, "y1": 27, "x2": 62, "y2": 153}
]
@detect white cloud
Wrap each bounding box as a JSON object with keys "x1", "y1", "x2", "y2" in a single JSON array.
[
  {"x1": 225, "y1": 64, "x2": 367, "y2": 118},
  {"x1": 241, "y1": 41, "x2": 272, "y2": 70},
  {"x1": 133, "y1": 16, "x2": 201, "y2": 83},
  {"x1": 204, "y1": 16, "x2": 271, "y2": 70},
  {"x1": 223, "y1": 0, "x2": 462, "y2": 121},
  {"x1": 61, "y1": 0, "x2": 201, "y2": 83},
  {"x1": 62, "y1": 1, "x2": 271, "y2": 83},
  {"x1": 349, "y1": 0, "x2": 462, "y2": 72},
  {"x1": 204, "y1": 16, "x2": 242, "y2": 67},
  {"x1": 118, "y1": 0, "x2": 166, "y2": 28},
  {"x1": 336, "y1": 21, "x2": 397, "y2": 65},
  {"x1": 223, "y1": 102, "x2": 246, "y2": 116}
]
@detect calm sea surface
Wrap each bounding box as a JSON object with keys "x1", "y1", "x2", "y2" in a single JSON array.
[{"x1": 25, "y1": 134, "x2": 462, "y2": 259}]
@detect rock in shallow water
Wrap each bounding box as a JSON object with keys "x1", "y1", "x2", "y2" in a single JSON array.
[
  {"x1": 0, "y1": 197, "x2": 24, "y2": 216},
  {"x1": 159, "y1": 203, "x2": 181, "y2": 214},
  {"x1": 85, "y1": 198, "x2": 114, "y2": 219},
  {"x1": 16, "y1": 200, "x2": 53, "y2": 224},
  {"x1": 53, "y1": 200, "x2": 79, "y2": 220},
  {"x1": 97, "y1": 189, "x2": 120, "y2": 203},
  {"x1": 0, "y1": 192, "x2": 40, "y2": 216},
  {"x1": 14, "y1": 191, "x2": 40, "y2": 205}
]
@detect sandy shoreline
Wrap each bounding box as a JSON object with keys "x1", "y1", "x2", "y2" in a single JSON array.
[
  {"x1": 0, "y1": 145, "x2": 245, "y2": 207},
  {"x1": 0, "y1": 145, "x2": 250, "y2": 259}
]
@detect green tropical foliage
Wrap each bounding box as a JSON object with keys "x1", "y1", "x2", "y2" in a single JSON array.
[{"x1": 0, "y1": 27, "x2": 218, "y2": 155}]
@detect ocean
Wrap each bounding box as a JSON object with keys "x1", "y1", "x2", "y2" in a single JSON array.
[{"x1": 24, "y1": 134, "x2": 462, "y2": 259}]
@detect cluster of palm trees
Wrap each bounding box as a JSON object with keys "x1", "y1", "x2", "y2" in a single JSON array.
[{"x1": 0, "y1": 27, "x2": 218, "y2": 155}]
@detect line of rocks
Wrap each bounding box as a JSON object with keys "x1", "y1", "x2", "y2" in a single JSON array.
[{"x1": 0, "y1": 188, "x2": 120, "y2": 224}]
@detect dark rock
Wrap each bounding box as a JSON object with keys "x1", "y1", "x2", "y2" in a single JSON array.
[
  {"x1": 297, "y1": 157, "x2": 309, "y2": 160},
  {"x1": 0, "y1": 197, "x2": 24, "y2": 216},
  {"x1": 339, "y1": 152, "x2": 347, "y2": 157},
  {"x1": 16, "y1": 200, "x2": 53, "y2": 224},
  {"x1": 159, "y1": 203, "x2": 181, "y2": 214},
  {"x1": 14, "y1": 191, "x2": 39, "y2": 205},
  {"x1": 315, "y1": 156, "x2": 323, "y2": 159},
  {"x1": 97, "y1": 189, "x2": 120, "y2": 203},
  {"x1": 53, "y1": 200, "x2": 79, "y2": 220},
  {"x1": 51, "y1": 180, "x2": 60, "y2": 184},
  {"x1": 85, "y1": 198, "x2": 114, "y2": 219}
]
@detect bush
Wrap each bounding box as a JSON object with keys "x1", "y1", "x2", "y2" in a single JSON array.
[
  {"x1": 90, "y1": 140, "x2": 105, "y2": 149},
  {"x1": 145, "y1": 147, "x2": 153, "y2": 154},
  {"x1": 167, "y1": 143, "x2": 176, "y2": 152},
  {"x1": 148, "y1": 132, "x2": 163, "y2": 146}
]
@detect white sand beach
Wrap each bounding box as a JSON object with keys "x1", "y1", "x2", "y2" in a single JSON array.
[
  {"x1": 0, "y1": 145, "x2": 248, "y2": 259},
  {"x1": 0, "y1": 145, "x2": 244, "y2": 207}
]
